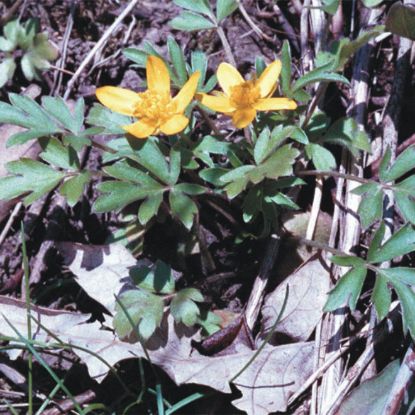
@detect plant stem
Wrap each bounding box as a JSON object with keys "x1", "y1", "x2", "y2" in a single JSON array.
[{"x1": 216, "y1": 26, "x2": 237, "y2": 66}]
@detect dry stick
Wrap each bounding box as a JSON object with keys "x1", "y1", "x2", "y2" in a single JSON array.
[
  {"x1": 51, "y1": 0, "x2": 76, "y2": 95},
  {"x1": 272, "y1": 4, "x2": 300, "y2": 53},
  {"x1": 236, "y1": 0, "x2": 274, "y2": 42},
  {"x1": 63, "y1": 0, "x2": 140, "y2": 100},
  {"x1": 244, "y1": 234, "x2": 281, "y2": 330},
  {"x1": 0, "y1": 0, "x2": 24, "y2": 25},
  {"x1": 382, "y1": 342, "x2": 415, "y2": 415},
  {"x1": 290, "y1": 301, "x2": 401, "y2": 407},
  {"x1": 320, "y1": 8, "x2": 382, "y2": 414},
  {"x1": 0, "y1": 202, "x2": 23, "y2": 246},
  {"x1": 300, "y1": 0, "x2": 312, "y2": 73},
  {"x1": 216, "y1": 26, "x2": 236, "y2": 67},
  {"x1": 380, "y1": 2, "x2": 415, "y2": 411},
  {"x1": 324, "y1": 304, "x2": 400, "y2": 415}
]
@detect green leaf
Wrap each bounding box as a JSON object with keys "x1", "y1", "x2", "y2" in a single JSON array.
[
  {"x1": 394, "y1": 189, "x2": 415, "y2": 225},
  {"x1": 135, "y1": 139, "x2": 172, "y2": 184},
  {"x1": 391, "y1": 280, "x2": 415, "y2": 339},
  {"x1": 265, "y1": 192, "x2": 299, "y2": 210},
  {"x1": 123, "y1": 48, "x2": 148, "y2": 67},
  {"x1": 170, "y1": 11, "x2": 216, "y2": 31},
  {"x1": 337, "y1": 360, "x2": 400, "y2": 415},
  {"x1": 94, "y1": 181, "x2": 164, "y2": 213},
  {"x1": 324, "y1": 266, "x2": 367, "y2": 311},
  {"x1": 191, "y1": 51, "x2": 208, "y2": 89},
  {"x1": 113, "y1": 289, "x2": 164, "y2": 340},
  {"x1": 323, "y1": 117, "x2": 371, "y2": 154},
  {"x1": 0, "y1": 159, "x2": 64, "y2": 205},
  {"x1": 371, "y1": 274, "x2": 391, "y2": 321},
  {"x1": 138, "y1": 194, "x2": 163, "y2": 225},
  {"x1": 87, "y1": 103, "x2": 130, "y2": 134},
  {"x1": 329, "y1": 255, "x2": 366, "y2": 267},
  {"x1": 368, "y1": 224, "x2": 415, "y2": 263},
  {"x1": 42, "y1": 96, "x2": 84, "y2": 135},
  {"x1": 199, "y1": 167, "x2": 229, "y2": 186},
  {"x1": 358, "y1": 186, "x2": 383, "y2": 229},
  {"x1": 0, "y1": 58, "x2": 16, "y2": 88},
  {"x1": 167, "y1": 36, "x2": 187, "y2": 85},
  {"x1": 292, "y1": 63, "x2": 350, "y2": 91},
  {"x1": 362, "y1": 0, "x2": 383, "y2": 7},
  {"x1": 174, "y1": 183, "x2": 206, "y2": 195},
  {"x1": 170, "y1": 288, "x2": 203, "y2": 326},
  {"x1": 380, "y1": 267, "x2": 415, "y2": 287},
  {"x1": 173, "y1": 0, "x2": 213, "y2": 16},
  {"x1": 197, "y1": 310, "x2": 221, "y2": 335},
  {"x1": 39, "y1": 137, "x2": 80, "y2": 170},
  {"x1": 255, "y1": 56, "x2": 266, "y2": 77},
  {"x1": 60, "y1": 171, "x2": 91, "y2": 207},
  {"x1": 321, "y1": 0, "x2": 339, "y2": 14},
  {"x1": 216, "y1": 0, "x2": 238, "y2": 21},
  {"x1": 385, "y1": 2, "x2": 415, "y2": 41},
  {"x1": 254, "y1": 127, "x2": 271, "y2": 165},
  {"x1": 0, "y1": 36, "x2": 16, "y2": 52},
  {"x1": 367, "y1": 222, "x2": 385, "y2": 260},
  {"x1": 380, "y1": 145, "x2": 415, "y2": 182},
  {"x1": 305, "y1": 143, "x2": 336, "y2": 171},
  {"x1": 280, "y1": 40, "x2": 292, "y2": 96},
  {"x1": 169, "y1": 191, "x2": 198, "y2": 229},
  {"x1": 130, "y1": 260, "x2": 175, "y2": 294}
]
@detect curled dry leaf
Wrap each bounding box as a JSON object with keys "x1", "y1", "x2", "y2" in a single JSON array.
[{"x1": 260, "y1": 254, "x2": 330, "y2": 342}]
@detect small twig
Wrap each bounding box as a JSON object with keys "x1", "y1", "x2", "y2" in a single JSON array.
[
  {"x1": 245, "y1": 234, "x2": 281, "y2": 330},
  {"x1": 0, "y1": 0, "x2": 24, "y2": 25},
  {"x1": 306, "y1": 176, "x2": 323, "y2": 241},
  {"x1": 63, "y1": 0, "x2": 140, "y2": 100},
  {"x1": 0, "y1": 202, "x2": 23, "y2": 247},
  {"x1": 236, "y1": 0, "x2": 273, "y2": 42},
  {"x1": 216, "y1": 26, "x2": 237, "y2": 67},
  {"x1": 272, "y1": 4, "x2": 300, "y2": 53}
]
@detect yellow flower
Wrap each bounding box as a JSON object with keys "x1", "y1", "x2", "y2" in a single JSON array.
[
  {"x1": 96, "y1": 56, "x2": 200, "y2": 139},
  {"x1": 198, "y1": 60, "x2": 297, "y2": 129}
]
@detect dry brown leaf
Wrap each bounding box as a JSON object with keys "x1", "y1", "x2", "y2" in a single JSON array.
[
  {"x1": 260, "y1": 254, "x2": 330, "y2": 342},
  {"x1": 0, "y1": 295, "x2": 313, "y2": 414}
]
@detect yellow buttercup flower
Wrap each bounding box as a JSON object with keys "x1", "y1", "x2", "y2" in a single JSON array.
[
  {"x1": 96, "y1": 56, "x2": 200, "y2": 139},
  {"x1": 198, "y1": 60, "x2": 297, "y2": 129}
]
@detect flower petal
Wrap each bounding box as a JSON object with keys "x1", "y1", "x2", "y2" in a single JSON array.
[
  {"x1": 256, "y1": 60, "x2": 282, "y2": 97},
  {"x1": 254, "y1": 97, "x2": 298, "y2": 111},
  {"x1": 159, "y1": 114, "x2": 189, "y2": 135},
  {"x1": 198, "y1": 93, "x2": 235, "y2": 113},
  {"x1": 232, "y1": 108, "x2": 256, "y2": 128},
  {"x1": 217, "y1": 62, "x2": 244, "y2": 95},
  {"x1": 96, "y1": 86, "x2": 140, "y2": 116},
  {"x1": 146, "y1": 55, "x2": 170, "y2": 96},
  {"x1": 172, "y1": 71, "x2": 200, "y2": 113},
  {"x1": 123, "y1": 120, "x2": 156, "y2": 139}
]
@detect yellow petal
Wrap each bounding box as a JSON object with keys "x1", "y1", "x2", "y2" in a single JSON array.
[
  {"x1": 146, "y1": 55, "x2": 170, "y2": 96},
  {"x1": 172, "y1": 71, "x2": 200, "y2": 113},
  {"x1": 254, "y1": 97, "x2": 297, "y2": 111},
  {"x1": 159, "y1": 114, "x2": 189, "y2": 135},
  {"x1": 123, "y1": 120, "x2": 156, "y2": 139},
  {"x1": 256, "y1": 60, "x2": 282, "y2": 97},
  {"x1": 217, "y1": 62, "x2": 244, "y2": 95},
  {"x1": 232, "y1": 108, "x2": 256, "y2": 128},
  {"x1": 198, "y1": 93, "x2": 235, "y2": 113},
  {"x1": 96, "y1": 86, "x2": 140, "y2": 116}
]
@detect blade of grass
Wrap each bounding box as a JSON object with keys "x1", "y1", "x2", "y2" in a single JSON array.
[
  {"x1": 229, "y1": 286, "x2": 290, "y2": 383},
  {"x1": 165, "y1": 392, "x2": 205, "y2": 415},
  {"x1": 1, "y1": 314, "x2": 85, "y2": 414},
  {"x1": 21, "y1": 222, "x2": 33, "y2": 415}
]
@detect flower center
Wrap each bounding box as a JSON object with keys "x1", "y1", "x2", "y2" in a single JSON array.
[
  {"x1": 133, "y1": 90, "x2": 175, "y2": 125},
  {"x1": 229, "y1": 80, "x2": 260, "y2": 109}
]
